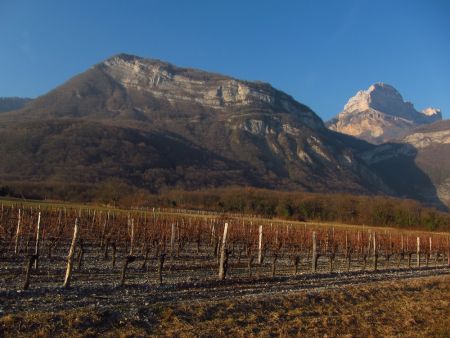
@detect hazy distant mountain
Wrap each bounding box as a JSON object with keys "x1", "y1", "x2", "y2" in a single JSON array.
[
  {"x1": 0, "y1": 54, "x2": 390, "y2": 200},
  {"x1": 327, "y1": 83, "x2": 442, "y2": 144},
  {"x1": 0, "y1": 97, "x2": 32, "y2": 113}
]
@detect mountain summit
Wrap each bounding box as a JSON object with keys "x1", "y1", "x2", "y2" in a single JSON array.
[{"x1": 327, "y1": 83, "x2": 442, "y2": 144}]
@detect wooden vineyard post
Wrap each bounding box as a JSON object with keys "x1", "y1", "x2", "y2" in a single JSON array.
[
  {"x1": 357, "y1": 231, "x2": 361, "y2": 258},
  {"x1": 346, "y1": 246, "x2": 351, "y2": 272},
  {"x1": 63, "y1": 219, "x2": 79, "y2": 289},
  {"x1": 100, "y1": 212, "x2": 108, "y2": 250},
  {"x1": 399, "y1": 234, "x2": 404, "y2": 268},
  {"x1": 345, "y1": 231, "x2": 351, "y2": 272},
  {"x1": 312, "y1": 231, "x2": 318, "y2": 272},
  {"x1": 447, "y1": 237, "x2": 450, "y2": 267},
  {"x1": 210, "y1": 222, "x2": 215, "y2": 246},
  {"x1": 345, "y1": 231, "x2": 348, "y2": 256},
  {"x1": 258, "y1": 225, "x2": 263, "y2": 265},
  {"x1": 373, "y1": 232, "x2": 378, "y2": 271},
  {"x1": 416, "y1": 237, "x2": 421, "y2": 268},
  {"x1": 14, "y1": 209, "x2": 21, "y2": 254},
  {"x1": 275, "y1": 228, "x2": 278, "y2": 247},
  {"x1": 218, "y1": 222, "x2": 229, "y2": 280},
  {"x1": 34, "y1": 212, "x2": 41, "y2": 269},
  {"x1": 129, "y1": 218, "x2": 134, "y2": 256},
  {"x1": 363, "y1": 231, "x2": 371, "y2": 271},
  {"x1": 170, "y1": 223, "x2": 176, "y2": 259}
]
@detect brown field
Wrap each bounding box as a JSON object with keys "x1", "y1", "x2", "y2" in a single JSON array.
[
  {"x1": 1, "y1": 203, "x2": 449, "y2": 337},
  {"x1": 1, "y1": 274, "x2": 449, "y2": 337}
]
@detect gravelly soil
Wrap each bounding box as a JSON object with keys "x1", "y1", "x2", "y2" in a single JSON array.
[{"x1": 1, "y1": 266, "x2": 448, "y2": 316}]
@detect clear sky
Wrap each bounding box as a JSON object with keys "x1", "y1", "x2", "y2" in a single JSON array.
[{"x1": 1, "y1": 0, "x2": 449, "y2": 120}]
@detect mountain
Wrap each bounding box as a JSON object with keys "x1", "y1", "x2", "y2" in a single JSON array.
[
  {"x1": 337, "y1": 118, "x2": 450, "y2": 209},
  {"x1": 0, "y1": 97, "x2": 33, "y2": 113},
  {"x1": 327, "y1": 83, "x2": 442, "y2": 144},
  {"x1": 401, "y1": 120, "x2": 450, "y2": 206},
  {"x1": 0, "y1": 54, "x2": 396, "y2": 201}
]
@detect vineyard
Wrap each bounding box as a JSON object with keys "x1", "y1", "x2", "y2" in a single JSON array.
[{"x1": 0, "y1": 203, "x2": 449, "y2": 294}]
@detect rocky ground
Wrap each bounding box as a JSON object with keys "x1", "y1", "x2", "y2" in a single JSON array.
[
  {"x1": 1, "y1": 265, "x2": 449, "y2": 315},
  {"x1": 1, "y1": 241, "x2": 449, "y2": 337}
]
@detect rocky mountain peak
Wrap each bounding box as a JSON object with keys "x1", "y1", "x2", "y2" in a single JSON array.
[
  {"x1": 342, "y1": 82, "x2": 416, "y2": 120},
  {"x1": 421, "y1": 107, "x2": 442, "y2": 119},
  {"x1": 327, "y1": 83, "x2": 442, "y2": 144}
]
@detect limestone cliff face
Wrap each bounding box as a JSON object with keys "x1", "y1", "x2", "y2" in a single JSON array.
[
  {"x1": 327, "y1": 83, "x2": 442, "y2": 144},
  {"x1": 102, "y1": 55, "x2": 275, "y2": 107},
  {"x1": 100, "y1": 54, "x2": 322, "y2": 129}
]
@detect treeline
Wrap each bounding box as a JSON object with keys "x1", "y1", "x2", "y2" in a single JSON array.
[
  {"x1": 142, "y1": 188, "x2": 450, "y2": 232},
  {"x1": 1, "y1": 182, "x2": 449, "y2": 232}
]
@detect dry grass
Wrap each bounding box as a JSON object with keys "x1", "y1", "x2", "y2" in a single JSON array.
[{"x1": 1, "y1": 275, "x2": 449, "y2": 337}]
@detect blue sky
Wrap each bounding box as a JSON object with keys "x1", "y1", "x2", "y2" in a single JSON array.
[{"x1": 1, "y1": 0, "x2": 449, "y2": 120}]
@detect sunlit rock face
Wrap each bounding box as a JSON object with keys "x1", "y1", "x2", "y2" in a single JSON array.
[
  {"x1": 327, "y1": 83, "x2": 442, "y2": 144},
  {"x1": 101, "y1": 54, "x2": 323, "y2": 129},
  {"x1": 421, "y1": 107, "x2": 442, "y2": 118}
]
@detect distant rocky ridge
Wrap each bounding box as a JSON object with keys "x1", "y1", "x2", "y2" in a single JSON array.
[
  {"x1": 0, "y1": 97, "x2": 32, "y2": 113},
  {"x1": 327, "y1": 83, "x2": 442, "y2": 144}
]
